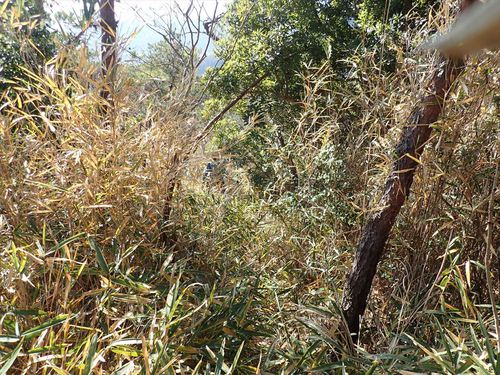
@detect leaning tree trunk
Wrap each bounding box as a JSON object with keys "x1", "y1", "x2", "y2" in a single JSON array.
[
  {"x1": 99, "y1": 0, "x2": 117, "y2": 107},
  {"x1": 341, "y1": 0, "x2": 475, "y2": 338}
]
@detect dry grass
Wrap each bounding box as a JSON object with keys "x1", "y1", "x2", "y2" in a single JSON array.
[{"x1": 0, "y1": 1, "x2": 499, "y2": 374}]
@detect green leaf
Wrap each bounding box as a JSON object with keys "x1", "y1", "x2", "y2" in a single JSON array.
[
  {"x1": 111, "y1": 347, "x2": 141, "y2": 357},
  {"x1": 28, "y1": 344, "x2": 70, "y2": 354},
  {"x1": 308, "y1": 362, "x2": 347, "y2": 372},
  {"x1": 365, "y1": 360, "x2": 379, "y2": 375},
  {"x1": 206, "y1": 345, "x2": 229, "y2": 374},
  {"x1": 83, "y1": 333, "x2": 99, "y2": 375},
  {"x1": 21, "y1": 314, "x2": 68, "y2": 339},
  {"x1": 48, "y1": 232, "x2": 86, "y2": 256},
  {"x1": 296, "y1": 340, "x2": 321, "y2": 368},
  {"x1": 455, "y1": 359, "x2": 474, "y2": 374},
  {"x1": 0, "y1": 337, "x2": 24, "y2": 375},
  {"x1": 215, "y1": 338, "x2": 225, "y2": 375},
  {"x1": 89, "y1": 237, "x2": 110, "y2": 274},
  {"x1": 478, "y1": 315, "x2": 495, "y2": 368},
  {"x1": 228, "y1": 341, "x2": 245, "y2": 374}
]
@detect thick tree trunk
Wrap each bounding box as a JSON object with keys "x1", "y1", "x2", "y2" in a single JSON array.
[
  {"x1": 99, "y1": 0, "x2": 117, "y2": 106},
  {"x1": 341, "y1": 0, "x2": 474, "y2": 338}
]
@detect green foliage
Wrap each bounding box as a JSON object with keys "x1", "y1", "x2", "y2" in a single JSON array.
[
  {"x1": 208, "y1": 0, "x2": 435, "y2": 102},
  {"x1": 208, "y1": 0, "x2": 357, "y2": 101},
  {"x1": 0, "y1": 0, "x2": 55, "y2": 91},
  {"x1": 204, "y1": 0, "x2": 438, "y2": 194},
  {"x1": 1, "y1": 0, "x2": 499, "y2": 373}
]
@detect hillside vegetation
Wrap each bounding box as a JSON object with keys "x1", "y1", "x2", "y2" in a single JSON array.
[{"x1": 0, "y1": 0, "x2": 499, "y2": 374}]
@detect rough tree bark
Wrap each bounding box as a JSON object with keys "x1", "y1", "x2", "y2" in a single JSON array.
[
  {"x1": 99, "y1": 0, "x2": 117, "y2": 106},
  {"x1": 341, "y1": 0, "x2": 475, "y2": 338}
]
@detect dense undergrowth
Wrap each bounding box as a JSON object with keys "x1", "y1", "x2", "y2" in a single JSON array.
[{"x1": 1, "y1": 1, "x2": 499, "y2": 374}]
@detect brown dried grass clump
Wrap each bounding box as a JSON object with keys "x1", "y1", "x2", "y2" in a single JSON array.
[
  {"x1": 0, "y1": 44, "x2": 211, "y2": 372},
  {"x1": 0, "y1": 0, "x2": 498, "y2": 373},
  {"x1": 0, "y1": 57, "x2": 194, "y2": 248}
]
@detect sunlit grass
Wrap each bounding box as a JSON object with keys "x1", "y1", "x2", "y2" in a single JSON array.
[{"x1": 1, "y1": 1, "x2": 499, "y2": 374}]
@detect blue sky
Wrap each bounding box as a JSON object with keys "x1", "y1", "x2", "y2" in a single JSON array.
[{"x1": 46, "y1": 0, "x2": 230, "y2": 53}]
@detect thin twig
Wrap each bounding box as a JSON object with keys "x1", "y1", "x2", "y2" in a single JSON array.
[{"x1": 485, "y1": 153, "x2": 499, "y2": 351}]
